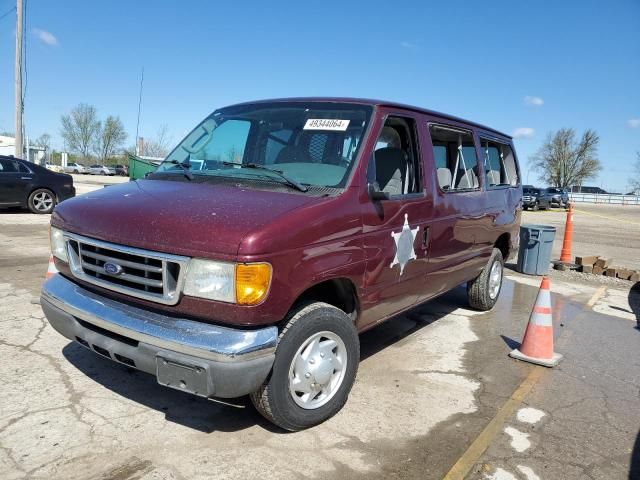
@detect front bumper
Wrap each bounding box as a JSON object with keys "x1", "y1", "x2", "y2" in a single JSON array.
[{"x1": 41, "y1": 274, "x2": 277, "y2": 398}]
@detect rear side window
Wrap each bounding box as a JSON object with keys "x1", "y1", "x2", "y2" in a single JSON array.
[
  {"x1": 480, "y1": 139, "x2": 519, "y2": 187},
  {"x1": 0, "y1": 159, "x2": 19, "y2": 173},
  {"x1": 428, "y1": 125, "x2": 479, "y2": 191}
]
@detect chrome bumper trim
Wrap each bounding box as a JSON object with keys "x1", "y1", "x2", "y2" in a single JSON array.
[{"x1": 41, "y1": 274, "x2": 278, "y2": 363}]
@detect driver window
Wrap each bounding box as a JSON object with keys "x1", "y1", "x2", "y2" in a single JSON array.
[
  {"x1": 194, "y1": 119, "x2": 250, "y2": 163},
  {"x1": 367, "y1": 117, "x2": 421, "y2": 197}
]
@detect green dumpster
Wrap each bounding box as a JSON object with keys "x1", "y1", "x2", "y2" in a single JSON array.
[{"x1": 128, "y1": 154, "x2": 163, "y2": 180}]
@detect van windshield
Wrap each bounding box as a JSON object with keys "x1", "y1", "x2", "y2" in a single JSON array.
[{"x1": 154, "y1": 102, "x2": 372, "y2": 191}]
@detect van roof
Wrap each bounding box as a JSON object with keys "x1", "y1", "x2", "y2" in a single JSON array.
[{"x1": 225, "y1": 97, "x2": 512, "y2": 140}]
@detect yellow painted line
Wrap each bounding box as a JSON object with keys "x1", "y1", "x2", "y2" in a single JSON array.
[
  {"x1": 442, "y1": 367, "x2": 546, "y2": 480},
  {"x1": 572, "y1": 208, "x2": 640, "y2": 226},
  {"x1": 587, "y1": 286, "x2": 607, "y2": 308}
]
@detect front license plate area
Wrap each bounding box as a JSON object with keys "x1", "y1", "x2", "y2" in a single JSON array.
[{"x1": 156, "y1": 354, "x2": 212, "y2": 397}]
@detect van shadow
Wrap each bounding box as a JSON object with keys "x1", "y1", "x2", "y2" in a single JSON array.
[
  {"x1": 630, "y1": 282, "x2": 640, "y2": 332},
  {"x1": 62, "y1": 288, "x2": 465, "y2": 434},
  {"x1": 631, "y1": 428, "x2": 640, "y2": 479}
]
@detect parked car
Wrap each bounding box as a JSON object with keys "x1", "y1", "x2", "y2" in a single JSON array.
[
  {"x1": 45, "y1": 163, "x2": 63, "y2": 173},
  {"x1": 114, "y1": 164, "x2": 128, "y2": 176},
  {"x1": 0, "y1": 156, "x2": 75, "y2": 214},
  {"x1": 544, "y1": 187, "x2": 569, "y2": 207},
  {"x1": 63, "y1": 162, "x2": 87, "y2": 174},
  {"x1": 523, "y1": 187, "x2": 548, "y2": 210},
  {"x1": 88, "y1": 164, "x2": 115, "y2": 175},
  {"x1": 42, "y1": 98, "x2": 522, "y2": 431}
]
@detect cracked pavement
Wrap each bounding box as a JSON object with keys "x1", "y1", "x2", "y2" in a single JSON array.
[{"x1": 1, "y1": 211, "x2": 639, "y2": 479}]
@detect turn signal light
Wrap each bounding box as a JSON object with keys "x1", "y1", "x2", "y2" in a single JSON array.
[{"x1": 235, "y1": 263, "x2": 272, "y2": 305}]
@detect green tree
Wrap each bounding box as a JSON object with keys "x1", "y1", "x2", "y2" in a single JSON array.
[
  {"x1": 95, "y1": 116, "x2": 127, "y2": 162},
  {"x1": 60, "y1": 103, "x2": 100, "y2": 161}
]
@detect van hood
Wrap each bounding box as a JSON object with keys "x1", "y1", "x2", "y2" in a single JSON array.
[{"x1": 51, "y1": 179, "x2": 318, "y2": 258}]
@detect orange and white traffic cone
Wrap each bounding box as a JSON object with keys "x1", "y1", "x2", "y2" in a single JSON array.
[
  {"x1": 559, "y1": 203, "x2": 574, "y2": 263},
  {"x1": 45, "y1": 255, "x2": 58, "y2": 280},
  {"x1": 509, "y1": 276, "x2": 563, "y2": 367}
]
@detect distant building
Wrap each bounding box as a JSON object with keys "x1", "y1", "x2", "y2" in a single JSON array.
[
  {"x1": 0, "y1": 135, "x2": 15, "y2": 156},
  {"x1": 0, "y1": 135, "x2": 47, "y2": 164}
]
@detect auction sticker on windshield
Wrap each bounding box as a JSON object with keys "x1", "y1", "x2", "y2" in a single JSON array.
[{"x1": 303, "y1": 119, "x2": 350, "y2": 131}]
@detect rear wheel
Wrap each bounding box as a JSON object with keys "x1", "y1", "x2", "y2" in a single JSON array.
[
  {"x1": 27, "y1": 188, "x2": 55, "y2": 214},
  {"x1": 467, "y1": 248, "x2": 504, "y2": 311},
  {"x1": 250, "y1": 302, "x2": 359, "y2": 431}
]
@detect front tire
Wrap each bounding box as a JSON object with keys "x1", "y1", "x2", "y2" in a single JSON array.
[
  {"x1": 250, "y1": 302, "x2": 359, "y2": 431},
  {"x1": 27, "y1": 188, "x2": 55, "y2": 214},
  {"x1": 467, "y1": 248, "x2": 504, "y2": 311}
]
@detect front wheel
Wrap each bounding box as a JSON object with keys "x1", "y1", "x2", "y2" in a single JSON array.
[
  {"x1": 28, "y1": 188, "x2": 55, "y2": 214},
  {"x1": 250, "y1": 302, "x2": 359, "y2": 431},
  {"x1": 467, "y1": 248, "x2": 504, "y2": 311}
]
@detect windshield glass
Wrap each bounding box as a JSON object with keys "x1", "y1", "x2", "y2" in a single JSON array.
[{"x1": 155, "y1": 102, "x2": 372, "y2": 190}]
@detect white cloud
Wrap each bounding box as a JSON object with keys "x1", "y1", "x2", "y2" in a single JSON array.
[
  {"x1": 524, "y1": 96, "x2": 544, "y2": 106},
  {"x1": 513, "y1": 127, "x2": 535, "y2": 138},
  {"x1": 628, "y1": 118, "x2": 640, "y2": 128},
  {"x1": 33, "y1": 28, "x2": 58, "y2": 46},
  {"x1": 400, "y1": 41, "x2": 415, "y2": 49}
]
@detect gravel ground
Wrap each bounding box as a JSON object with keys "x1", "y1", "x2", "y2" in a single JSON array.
[{"x1": 521, "y1": 203, "x2": 640, "y2": 272}]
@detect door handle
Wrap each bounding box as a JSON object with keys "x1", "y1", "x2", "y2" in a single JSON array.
[
  {"x1": 422, "y1": 226, "x2": 430, "y2": 249},
  {"x1": 21, "y1": 177, "x2": 32, "y2": 180}
]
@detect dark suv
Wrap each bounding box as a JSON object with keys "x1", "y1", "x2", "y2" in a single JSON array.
[
  {"x1": 522, "y1": 186, "x2": 550, "y2": 210},
  {"x1": 544, "y1": 187, "x2": 569, "y2": 207}
]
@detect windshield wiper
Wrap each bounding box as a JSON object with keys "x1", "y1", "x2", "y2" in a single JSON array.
[
  {"x1": 167, "y1": 160, "x2": 193, "y2": 181},
  {"x1": 222, "y1": 162, "x2": 308, "y2": 192}
]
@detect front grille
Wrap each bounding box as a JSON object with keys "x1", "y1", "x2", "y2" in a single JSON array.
[{"x1": 64, "y1": 232, "x2": 189, "y2": 305}]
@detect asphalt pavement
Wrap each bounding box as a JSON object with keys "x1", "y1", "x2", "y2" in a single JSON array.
[{"x1": 0, "y1": 210, "x2": 638, "y2": 480}]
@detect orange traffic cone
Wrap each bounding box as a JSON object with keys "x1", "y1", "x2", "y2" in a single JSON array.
[
  {"x1": 559, "y1": 203, "x2": 574, "y2": 263},
  {"x1": 509, "y1": 276, "x2": 563, "y2": 367},
  {"x1": 45, "y1": 255, "x2": 58, "y2": 280}
]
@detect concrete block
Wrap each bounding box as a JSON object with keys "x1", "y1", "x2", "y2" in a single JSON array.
[
  {"x1": 575, "y1": 255, "x2": 598, "y2": 266},
  {"x1": 630, "y1": 272, "x2": 640, "y2": 283},
  {"x1": 595, "y1": 257, "x2": 612, "y2": 268},
  {"x1": 592, "y1": 266, "x2": 605, "y2": 275},
  {"x1": 605, "y1": 268, "x2": 617, "y2": 277},
  {"x1": 616, "y1": 269, "x2": 632, "y2": 280},
  {"x1": 581, "y1": 265, "x2": 593, "y2": 274}
]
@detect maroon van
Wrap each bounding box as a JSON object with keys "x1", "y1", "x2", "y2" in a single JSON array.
[{"x1": 42, "y1": 98, "x2": 522, "y2": 430}]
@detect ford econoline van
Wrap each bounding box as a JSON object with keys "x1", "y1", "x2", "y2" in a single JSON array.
[{"x1": 42, "y1": 98, "x2": 522, "y2": 430}]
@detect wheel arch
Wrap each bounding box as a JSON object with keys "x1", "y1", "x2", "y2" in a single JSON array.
[
  {"x1": 291, "y1": 278, "x2": 359, "y2": 323},
  {"x1": 494, "y1": 232, "x2": 511, "y2": 260}
]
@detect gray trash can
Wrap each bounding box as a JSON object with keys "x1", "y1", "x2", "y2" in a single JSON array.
[{"x1": 517, "y1": 224, "x2": 556, "y2": 275}]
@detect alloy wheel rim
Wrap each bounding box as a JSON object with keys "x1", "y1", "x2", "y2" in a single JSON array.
[
  {"x1": 33, "y1": 192, "x2": 53, "y2": 211},
  {"x1": 488, "y1": 260, "x2": 502, "y2": 299},
  {"x1": 288, "y1": 331, "x2": 347, "y2": 410}
]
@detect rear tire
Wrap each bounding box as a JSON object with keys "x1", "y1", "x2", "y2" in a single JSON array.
[
  {"x1": 467, "y1": 248, "x2": 504, "y2": 311},
  {"x1": 27, "y1": 188, "x2": 55, "y2": 214},
  {"x1": 250, "y1": 302, "x2": 359, "y2": 431}
]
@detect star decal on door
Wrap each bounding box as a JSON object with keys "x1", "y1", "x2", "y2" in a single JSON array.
[{"x1": 390, "y1": 213, "x2": 419, "y2": 275}]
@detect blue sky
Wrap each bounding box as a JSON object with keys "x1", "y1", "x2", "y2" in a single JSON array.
[{"x1": 0, "y1": 0, "x2": 638, "y2": 191}]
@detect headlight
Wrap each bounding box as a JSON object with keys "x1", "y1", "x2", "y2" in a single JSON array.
[
  {"x1": 50, "y1": 227, "x2": 68, "y2": 262},
  {"x1": 183, "y1": 259, "x2": 272, "y2": 305}
]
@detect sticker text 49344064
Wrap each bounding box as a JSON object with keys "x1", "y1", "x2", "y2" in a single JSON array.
[{"x1": 303, "y1": 119, "x2": 350, "y2": 131}]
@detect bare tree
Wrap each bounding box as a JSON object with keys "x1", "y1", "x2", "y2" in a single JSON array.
[
  {"x1": 95, "y1": 116, "x2": 127, "y2": 162},
  {"x1": 60, "y1": 104, "x2": 101, "y2": 161},
  {"x1": 530, "y1": 128, "x2": 601, "y2": 188},
  {"x1": 630, "y1": 152, "x2": 640, "y2": 195},
  {"x1": 34, "y1": 133, "x2": 51, "y2": 151},
  {"x1": 143, "y1": 124, "x2": 172, "y2": 158}
]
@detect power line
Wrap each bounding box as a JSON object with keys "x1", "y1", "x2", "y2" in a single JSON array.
[{"x1": 0, "y1": 6, "x2": 15, "y2": 21}]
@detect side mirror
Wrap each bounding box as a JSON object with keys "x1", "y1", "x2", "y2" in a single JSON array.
[{"x1": 368, "y1": 182, "x2": 390, "y2": 201}]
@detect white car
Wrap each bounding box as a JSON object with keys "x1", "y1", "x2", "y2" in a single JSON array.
[
  {"x1": 88, "y1": 164, "x2": 115, "y2": 175},
  {"x1": 63, "y1": 162, "x2": 86, "y2": 174},
  {"x1": 45, "y1": 163, "x2": 63, "y2": 173}
]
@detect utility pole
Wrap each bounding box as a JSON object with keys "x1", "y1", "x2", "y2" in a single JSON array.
[{"x1": 14, "y1": 0, "x2": 23, "y2": 158}]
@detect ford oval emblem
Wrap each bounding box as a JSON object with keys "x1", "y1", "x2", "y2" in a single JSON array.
[{"x1": 103, "y1": 262, "x2": 124, "y2": 276}]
